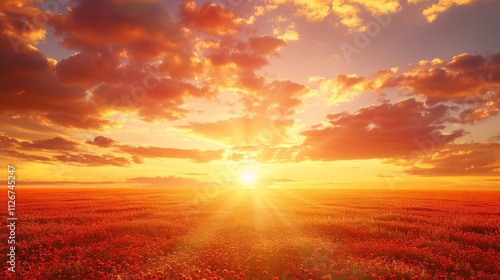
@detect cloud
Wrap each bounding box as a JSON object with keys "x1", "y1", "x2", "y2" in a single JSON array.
[
  {"x1": 0, "y1": 133, "x2": 21, "y2": 149},
  {"x1": 42, "y1": 0, "x2": 296, "y2": 125},
  {"x1": 208, "y1": 51, "x2": 269, "y2": 70},
  {"x1": 91, "y1": 78, "x2": 211, "y2": 122},
  {"x1": 268, "y1": 0, "x2": 401, "y2": 32},
  {"x1": 127, "y1": 176, "x2": 205, "y2": 187},
  {"x1": 85, "y1": 136, "x2": 225, "y2": 163},
  {"x1": 248, "y1": 36, "x2": 286, "y2": 56},
  {"x1": 310, "y1": 68, "x2": 397, "y2": 103},
  {"x1": 86, "y1": 136, "x2": 116, "y2": 148},
  {"x1": 21, "y1": 180, "x2": 117, "y2": 186},
  {"x1": 397, "y1": 52, "x2": 500, "y2": 123},
  {"x1": 22, "y1": 136, "x2": 79, "y2": 151},
  {"x1": 248, "y1": 79, "x2": 310, "y2": 116},
  {"x1": 397, "y1": 53, "x2": 500, "y2": 103},
  {"x1": 0, "y1": 133, "x2": 131, "y2": 166},
  {"x1": 0, "y1": 133, "x2": 225, "y2": 166},
  {"x1": 54, "y1": 153, "x2": 130, "y2": 167},
  {"x1": 273, "y1": 22, "x2": 300, "y2": 42},
  {"x1": 0, "y1": 35, "x2": 104, "y2": 127},
  {"x1": 296, "y1": 98, "x2": 465, "y2": 160},
  {"x1": 0, "y1": 0, "x2": 47, "y2": 47},
  {"x1": 0, "y1": 1, "x2": 113, "y2": 130},
  {"x1": 181, "y1": 1, "x2": 248, "y2": 37},
  {"x1": 0, "y1": 133, "x2": 122, "y2": 166},
  {"x1": 50, "y1": 0, "x2": 182, "y2": 61},
  {"x1": 447, "y1": 53, "x2": 487, "y2": 70},
  {"x1": 178, "y1": 78, "x2": 309, "y2": 147},
  {"x1": 489, "y1": 133, "x2": 500, "y2": 142},
  {"x1": 406, "y1": 143, "x2": 500, "y2": 176},
  {"x1": 316, "y1": 52, "x2": 500, "y2": 123},
  {"x1": 0, "y1": 133, "x2": 78, "y2": 151},
  {"x1": 272, "y1": 0, "x2": 332, "y2": 22},
  {"x1": 331, "y1": 0, "x2": 401, "y2": 32},
  {"x1": 45, "y1": 0, "x2": 221, "y2": 123},
  {"x1": 0, "y1": 0, "x2": 305, "y2": 129},
  {"x1": 0, "y1": 149, "x2": 52, "y2": 163},
  {"x1": 269, "y1": 0, "x2": 484, "y2": 32},
  {"x1": 56, "y1": 51, "x2": 123, "y2": 87},
  {"x1": 117, "y1": 145, "x2": 223, "y2": 163},
  {"x1": 419, "y1": 0, "x2": 478, "y2": 23}
]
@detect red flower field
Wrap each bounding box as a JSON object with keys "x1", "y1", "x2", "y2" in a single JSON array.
[{"x1": 2, "y1": 188, "x2": 499, "y2": 280}]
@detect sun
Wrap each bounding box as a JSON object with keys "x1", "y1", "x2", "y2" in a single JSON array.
[{"x1": 240, "y1": 170, "x2": 258, "y2": 186}]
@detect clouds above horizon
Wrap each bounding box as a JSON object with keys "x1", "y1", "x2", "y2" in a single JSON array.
[
  {"x1": 266, "y1": 0, "x2": 484, "y2": 32},
  {"x1": 0, "y1": 134, "x2": 224, "y2": 166},
  {"x1": 297, "y1": 98, "x2": 465, "y2": 161},
  {"x1": 312, "y1": 52, "x2": 500, "y2": 124},
  {"x1": 405, "y1": 143, "x2": 500, "y2": 176},
  {"x1": 1, "y1": 0, "x2": 499, "y2": 185},
  {"x1": 1, "y1": 0, "x2": 296, "y2": 128}
]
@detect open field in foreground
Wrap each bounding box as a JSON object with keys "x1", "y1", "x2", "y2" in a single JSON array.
[{"x1": 1, "y1": 188, "x2": 500, "y2": 280}]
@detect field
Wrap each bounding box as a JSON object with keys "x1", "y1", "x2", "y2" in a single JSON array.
[{"x1": 2, "y1": 188, "x2": 500, "y2": 280}]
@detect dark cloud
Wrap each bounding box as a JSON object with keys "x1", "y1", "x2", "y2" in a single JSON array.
[{"x1": 86, "y1": 136, "x2": 116, "y2": 148}]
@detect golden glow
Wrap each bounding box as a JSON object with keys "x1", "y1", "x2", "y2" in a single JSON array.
[{"x1": 240, "y1": 170, "x2": 258, "y2": 186}]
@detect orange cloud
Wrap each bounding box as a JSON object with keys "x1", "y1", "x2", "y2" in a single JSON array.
[
  {"x1": 248, "y1": 36, "x2": 286, "y2": 56},
  {"x1": 0, "y1": 2, "x2": 115, "y2": 130},
  {"x1": 0, "y1": 133, "x2": 131, "y2": 166},
  {"x1": 181, "y1": 1, "x2": 247, "y2": 37},
  {"x1": 398, "y1": 53, "x2": 500, "y2": 123},
  {"x1": 117, "y1": 145, "x2": 223, "y2": 163},
  {"x1": 418, "y1": 0, "x2": 479, "y2": 23},
  {"x1": 406, "y1": 143, "x2": 500, "y2": 176},
  {"x1": 23, "y1": 136, "x2": 79, "y2": 151},
  {"x1": 0, "y1": 134, "x2": 223, "y2": 166},
  {"x1": 311, "y1": 74, "x2": 373, "y2": 103},
  {"x1": 296, "y1": 98, "x2": 465, "y2": 160},
  {"x1": 0, "y1": 134, "x2": 78, "y2": 151},
  {"x1": 269, "y1": 0, "x2": 484, "y2": 32},
  {"x1": 318, "y1": 52, "x2": 500, "y2": 123},
  {"x1": 91, "y1": 78, "x2": 211, "y2": 122},
  {"x1": 56, "y1": 51, "x2": 123, "y2": 87},
  {"x1": 50, "y1": 0, "x2": 185, "y2": 61},
  {"x1": 0, "y1": 35, "x2": 107, "y2": 128},
  {"x1": 38, "y1": 0, "x2": 294, "y2": 126},
  {"x1": 1, "y1": 0, "x2": 47, "y2": 48},
  {"x1": 85, "y1": 136, "x2": 116, "y2": 148},
  {"x1": 0, "y1": 149, "x2": 52, "y2": 163},
  {"x1": 273, "y1": 22, "x2": 300, "y2": 42},
  {"x1": 54, "y1": 153, "x2": 130, "y2": 167},
  {"x1": 310, "y1": 68, "x2": 398, "y2": 103},
  {"x1": 84, "y1": 136, "x2": 224, "y2": 163},
  {"x1": 251, "y1": 80, "x2": 310, "y2": 116},
  {"x1": 269, "y1": 0, "x2": 401, "y2": 32}
]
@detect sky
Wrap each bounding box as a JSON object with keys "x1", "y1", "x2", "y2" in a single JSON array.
[{"x1": 1, "y1": 0, "x2": 500, "y2": 189}]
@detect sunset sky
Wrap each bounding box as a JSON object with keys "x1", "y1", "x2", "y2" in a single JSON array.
[{"x1": 1, "y1": 0, "x2": 499, "y2": 189}]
